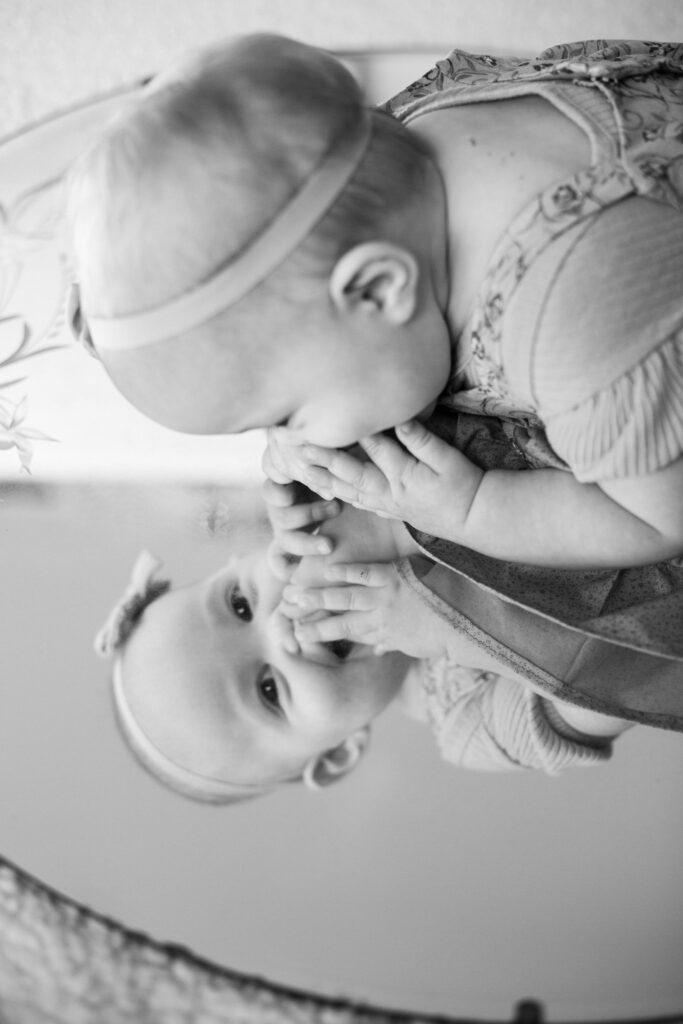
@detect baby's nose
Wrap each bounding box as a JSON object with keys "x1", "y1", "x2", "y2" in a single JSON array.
[{"x1": 271, "y1": 604, "x2": 300, "y2": 656}]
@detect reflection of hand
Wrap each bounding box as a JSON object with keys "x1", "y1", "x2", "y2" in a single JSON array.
[
  {"x1": 272, "y1": 600, "x2": 347, "y2": 660},
  {"x1": 298, "y1": 421, "x2": 483, "y2": 541},
  {"x1": 262, "y1": 477, "x2": 340, "y2": 580},
  {"x1": 281, "y1": 561, "x2": 448, "y2": 660}
]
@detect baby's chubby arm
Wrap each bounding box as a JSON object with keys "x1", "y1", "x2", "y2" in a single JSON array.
[{"x1": 298, "y1": 420, "x2": 683, "y2": 569}]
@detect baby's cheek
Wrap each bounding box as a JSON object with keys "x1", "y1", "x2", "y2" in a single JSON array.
[{"x1": 296, "y1": 407, "x2": 374, "y2": 449}]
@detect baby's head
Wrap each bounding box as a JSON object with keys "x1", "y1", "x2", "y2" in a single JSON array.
[
  {"x1": 68, "y1": 34, "x2": 450, "y2": 448},
  {"x1": 97, "y1": 548, "x2": 409, "y2": 804}
]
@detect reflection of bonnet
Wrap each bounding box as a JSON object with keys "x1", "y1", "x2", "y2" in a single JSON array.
[
  {"x1": 95, "y1": 551, "x2": 271, "y2": 803},
  {"x1": 69, "y1": 112, "x2": 371, "y2": 355},
  {"x1": 95, "y1": 552, "x2": 369, "y2": 802}
]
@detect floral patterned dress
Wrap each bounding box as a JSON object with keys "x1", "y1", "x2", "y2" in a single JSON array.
[
  {"x1": 385, "y1": 39, "x2": 683, "y2": 464},
  {"x1": 383, "y1": 41, "x2": 683, "y2": 729}
]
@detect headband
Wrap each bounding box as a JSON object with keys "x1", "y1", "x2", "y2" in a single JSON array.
[
  {"x1": 112, "y1": 658, "x2": 268, "y2": 802},
  {"x1": 82, "y1": 114, "x2": 373, "y2": 352},
  {"x1": 97, "y1": 552, "x2": 363, "y2": 800},
  {"x1": 97, "y1": 551, "x2": 268, "y2": 802}
]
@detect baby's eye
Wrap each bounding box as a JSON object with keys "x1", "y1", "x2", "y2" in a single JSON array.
[
  {"x1": 258, "y1": 669, "x2": 280, "y2": 710},
  {"x1": 229, "y1": 584, "x2": 252, "y2": 622}
]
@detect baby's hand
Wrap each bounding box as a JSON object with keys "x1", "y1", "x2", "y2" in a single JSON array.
[
  {"x1": 281, "y1": 561, "x2": 448, "y2": 661},
  {"x1": 262, "y1": 477, "x2": 340, "y2": 580},
  {"x1": 298, "y1": 421, "x2": 483, "y2": 541},
  {"x1": 263, "y1": 427, "x2": 313, "y2": 486}
]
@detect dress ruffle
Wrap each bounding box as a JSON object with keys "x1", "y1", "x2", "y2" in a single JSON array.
[
  {"x1": 547, "y1": 327, "x2": 683, "y2": 481},
  {"x1": 423, "y1": 658, "x2": 611, "y2": 773}
]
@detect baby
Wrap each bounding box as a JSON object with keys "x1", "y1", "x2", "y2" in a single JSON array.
[
  {"x1": 67, "y1": 34, "x2": 683, "y2": 576},
  {"x1": 96, "y1": 550, "x2": 404, "y2": 804},
  {"x1": 96, "y1": 498, "x2": 631, "y2": 805}
]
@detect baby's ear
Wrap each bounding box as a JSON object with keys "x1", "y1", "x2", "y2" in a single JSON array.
[
  {"x1": 329, "y1": 242, "x2": 418, "y2": 325},
  {"x1": 302, "y1": 727, "x2": 371, "y2": 790}
]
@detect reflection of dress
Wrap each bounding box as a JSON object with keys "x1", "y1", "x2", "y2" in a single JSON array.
[
  {"x1": 384, "y1": 41, "x2": 683, "y2": 732},
  {"x1": 400, "y1": 551, "x2": 683, "y2": 736},
  {"x1": 406, "y1": 656, "x2": 612, "y2": 774}
]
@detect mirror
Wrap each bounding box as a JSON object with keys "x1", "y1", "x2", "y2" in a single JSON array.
[{"x1": 2, "y1": 13, "x2": 683, "y2": 1020}]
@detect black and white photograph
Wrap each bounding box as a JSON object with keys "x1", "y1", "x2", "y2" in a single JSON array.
[{"x1": 1, "y1": 2, "x2": 682, "y2": 1021}]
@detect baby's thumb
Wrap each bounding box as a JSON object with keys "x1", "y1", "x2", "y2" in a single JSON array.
[{"x1": 396, "y1": 420, "x2": 450, "y2": 472}]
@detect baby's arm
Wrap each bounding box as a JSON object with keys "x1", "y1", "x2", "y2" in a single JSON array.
[
  {"x1": 454, "y1": 453, "x2": 683, "y2": 568},
  {"x1": 299, "y1": 421, "x2": 683, "y2": 569},
  {"x1": 284, "y1": 570, "x2": 630, "y2": 771},
  {"x1": 420, "y1": 662, "x2": 624, "y2": 774}
]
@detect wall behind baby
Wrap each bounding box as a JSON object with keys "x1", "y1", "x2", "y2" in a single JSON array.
[
  {"x1": 3, "y1": 0, "x2": 683, "y2": 137},
  {"x1": 0, "y1": 482, "x2": 682, "y2": 1021}
]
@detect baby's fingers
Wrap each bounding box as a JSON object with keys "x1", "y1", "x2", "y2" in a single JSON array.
[
  {"x1": 277, "y1": 530, "x2": 336, "y2": 559},
  {"x1": 394, "y1": 420, "x2": 461, "y2": 473},
  {"x1": 358, "y1": 431, "x2": 415, "y2": 480},
  {"x1": 304, "y1": 465, "x2": 386, "y2": 509},
  {"x1": 283, "y1": 583, "x2": 380, "y2": 613},
  {"x1": 267, "y1": 496, "x2": 341, "y2": 536},
  {"x1": 301, "y1": 467, "x2": 357, "y2": 505},
  {"x1": 299, "y1": 445, "x2": 362, "y2": 475},
  {"x1": 323, "y1": 562, "x2": 394, "y2": 587},
  {"x1": 262, "y1": 477, "x2": 299, "y2": 510},
  {"x1": 303, "y1": 446, "x2": 384, "y2": 490},
  {"x1": 267, "y1": 529, "x2": 334, "y2": 585},
  {"x1": 262, "y1": 444, "x2": 293, "y2": 485},
  {"x1": 294, "y1": 612, "x2": 377, "y2": 647}
]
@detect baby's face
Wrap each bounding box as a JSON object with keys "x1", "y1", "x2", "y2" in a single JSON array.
[
  {"x1": 100, "y1": 296, "x2": 450, "y2": 448},
  {"x1": 245, "y1": 305, "x2": 450, "y2": 448},
  {"x1": 121, "y1": 544, "x2": 407, "y2": 788}
]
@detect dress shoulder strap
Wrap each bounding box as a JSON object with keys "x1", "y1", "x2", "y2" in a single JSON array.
[
  {"x1": 384, "y1": 40, "x2": 683, "y2": 117},
  {"x1": 383, "y1": 40, "x2": 683, "y2": 174}
]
